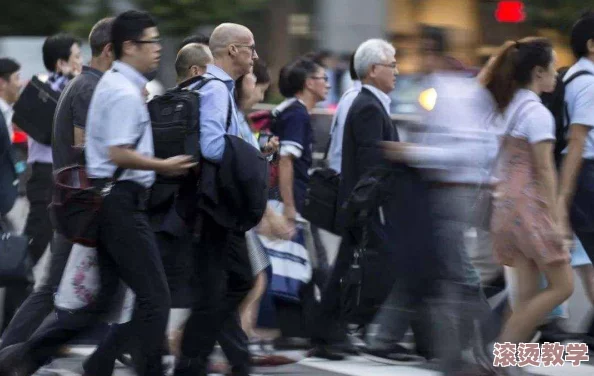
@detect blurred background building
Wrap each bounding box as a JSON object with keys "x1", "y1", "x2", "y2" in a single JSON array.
[{"x1": 0, "y1": 0, "x2": 587, "y2": 98}]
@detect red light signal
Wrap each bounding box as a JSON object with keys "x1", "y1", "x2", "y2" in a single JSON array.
[{"x1": 495, "y1": 1, "x2": 526, "y2": 23}]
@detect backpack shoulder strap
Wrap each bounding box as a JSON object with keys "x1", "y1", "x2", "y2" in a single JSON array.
[
  {"x1": 563, "y1": 70, "x2": 594, "y2": 126},
  {"x1": 564, "y1": 70, "x2": 594, "y2": 86},
  {"x1": 185, "y1": 76, "x2": 234, "y2": 132}
]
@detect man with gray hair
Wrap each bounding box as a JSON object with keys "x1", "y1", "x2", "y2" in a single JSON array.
[
  {"x1": 310, "y1": 38, "x2": 402, "y2": 360},
  {"x1": 339, "y1": 38, "x2": 398, "y2": 209},
  {"x1": 175, "y1": 42, "x2": 213, "y2": 84}
]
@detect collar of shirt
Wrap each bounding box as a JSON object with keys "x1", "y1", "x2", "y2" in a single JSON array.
[
  {"x1": 204, "y1": 64, "x2": 235, "y2": 92},
  {"x1": 577, "y1": 57, "x2": 594, "y2": 72},
  {"x1": 515, "y1": 88, "x2": 542, "y2": 104},
  {"x1": 352, "y1": 80, "x2": 362, "y2": 91},
  {"x1": 0, "y1": 97, "x2": 12, "y2": 119},
  {"x1": 82, "y1": 65, "x2": 104, "y2": 79},
  {"x1": 0, "y1": 97, "x2": 13, "y2": 138},
  {"x1": 112, "y1": 61, "x2": 149, "y2": 91},
  {"x1": 363, "y1": 84, "x2": 391, "y2": 114},
  {"x1": 48, "y1": 72, "x2": 70, "y2": 93}
]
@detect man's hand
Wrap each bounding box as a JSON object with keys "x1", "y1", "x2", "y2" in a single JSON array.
[
  {"x1": 269, "y1": 213, "x2": 296, "y2": 240},
  {"x1": 283, "y1": 204, "x2": 297, "y2": 222},
  {"x1": 556, "y1": 201, "x2": 574, "y2": 245},
  {"x1": 263, "y1": 136, "x2": 280, "y2": 156},
  {"x1": 158, "y1": 155, "x2": 197, "y2": 176}
]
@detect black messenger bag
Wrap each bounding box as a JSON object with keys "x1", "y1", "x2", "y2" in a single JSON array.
[{"x1": 13, "y1": 75, "x2": 60, "y2": 145}]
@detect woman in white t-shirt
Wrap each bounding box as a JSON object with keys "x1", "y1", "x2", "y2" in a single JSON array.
[{"x1": 482, "y1": 37, "x2": 574, "y2": 352}]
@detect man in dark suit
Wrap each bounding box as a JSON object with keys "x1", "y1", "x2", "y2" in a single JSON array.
[
  {"x1": 0, "y1": 58, "x2": 24, "y2": 335},
  {"x1": 310, "y1": 38, "x2": 417, "y2": 360},
  {"x1": 0, "y1": 58, "x2": 22, "y2": 221},
  {"x1": 339, "y1": 41, "x2": 398, "y2": 206}
]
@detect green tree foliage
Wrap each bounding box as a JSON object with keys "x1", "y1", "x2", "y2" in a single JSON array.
[
  {"x1": 63, "y1": 0, "x2": 114, "y2": 38},
  {"x1": 527, "y1": 0, "x2": 592, "y2": 33},
  {"x1": 0, "y1": 0, "x2": 79, "y2": 36},
  {"x1": 133, "y1": 0, "x2": 269, "y2": 36}
]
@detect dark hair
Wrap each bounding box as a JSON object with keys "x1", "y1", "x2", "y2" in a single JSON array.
[
  {"x1": 0, "y1": 58, "x2": 20, "y2": 81},
  {"x1": 42, "y1": 33, "x2": 80, "y2": 72},
  {"x1": 313, "y1": 50, "x2": 333, "y2": 67},
  {"x1": 179, "y1": 33, "x2": 210, "y2": 50},
  {"x1": 570, "y1": 11, "x2": 594, "y2": 59},
  {"x1": 481, "y1": 37, "x2": 553, "y2": 112},
  {"x1": 348, "y1": 52, "x2": 357, "y2": 80},
  {"x1": 89, "y1": 17, "x2": 114, "y2": 57},
  {"x1": 234, "y1": 60, "x2": 270, "y2": 104},
  {"x1": 279, "y1": 58, "x2": 321, "y2": 98},
  {"x1": 252, "y1": 60, "x2": 270, "y2": 85},
  {"x1": 112, "y1": 10, "x2": 157, "y2": 60}
]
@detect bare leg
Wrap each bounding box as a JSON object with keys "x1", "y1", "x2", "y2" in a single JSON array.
[
  {"x1": 239, "y1": 271, "x2": 267, "y2": 339},
  {"x1": 499, "y1": 255, "x2": 573, "y2": 344}
]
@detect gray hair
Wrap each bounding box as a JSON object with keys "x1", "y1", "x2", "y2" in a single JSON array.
[
  {"x1": 89, "y1": 17, "x2": 114, "y2": 57},
  {"x1": 354, "y1": 39, "x2": 396, "y2": 79},
  {"x1": 175, "y1": 43, "x2": 213, "y2": 79}
]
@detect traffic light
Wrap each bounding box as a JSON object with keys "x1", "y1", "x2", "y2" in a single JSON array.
[{"x1": 495, "y1": 1, "x2": 526, "y2": 23}]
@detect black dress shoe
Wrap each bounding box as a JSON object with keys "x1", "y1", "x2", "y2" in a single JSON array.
[
  {"x1": 360, "y1": 346, "x2": 426, "y2": 366},
  {"x1": 0, "y1": 343, "x2": 36, "y2": 376},
  {"x1": 307, "y1": 345, "x2": 346, "y2": 361}
]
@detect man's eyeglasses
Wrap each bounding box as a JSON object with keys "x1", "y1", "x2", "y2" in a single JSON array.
[
  {"x1": 375, "y1": 62, "x2": 398, "y2": 70},
  {"x1": 133, "y1": 39, "x2": 162, "y2": 45},
  {"x1": 310, "y1": 75, "x2": 329, "y2": 82},
  {"x1": 233, "y1": 44, "x2": 257, "y2": 56}
]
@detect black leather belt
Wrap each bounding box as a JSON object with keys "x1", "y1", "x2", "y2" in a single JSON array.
[{"x1": 89, "y1": 179, "x2": 149, "y2": 210}]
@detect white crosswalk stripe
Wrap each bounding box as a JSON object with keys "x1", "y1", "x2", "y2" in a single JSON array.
[{"x1": 298, "y1": 354, "x2": 594, "y2": 376}]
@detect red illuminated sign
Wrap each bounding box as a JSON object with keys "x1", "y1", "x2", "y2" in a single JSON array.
[{"x1": 495, "y1": 1, "x2": 526, "y2": 23}]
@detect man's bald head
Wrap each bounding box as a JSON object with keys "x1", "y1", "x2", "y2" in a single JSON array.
[
  {"x1": 175, "y1": 42, "x2": 213, "y2": 82},
  {"x1": 209, "y1": 23, "x2": 253, "y2": 58}
]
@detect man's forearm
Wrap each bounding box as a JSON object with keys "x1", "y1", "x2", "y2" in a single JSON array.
[
  {"x1": 109, "y1": 146, "x2": 165, "y2": 173},
  {"x1": 278, "y1": 156, "x2": 296, "y2": 209},
  {"x1": 559, "y1": 127, "x2": 588, "y2": 207},
  {"x1": 74, "y1": 127, "x2": 85, "y2": 147}
]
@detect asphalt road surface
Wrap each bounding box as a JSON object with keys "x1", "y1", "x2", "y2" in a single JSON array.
[{"x1": 33, "y1": 345, "x2": 594, "y2": 376}]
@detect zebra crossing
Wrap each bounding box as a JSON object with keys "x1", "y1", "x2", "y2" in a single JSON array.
[{"x1": 34, "y1": 346, "x2": 594, "y2": 376}]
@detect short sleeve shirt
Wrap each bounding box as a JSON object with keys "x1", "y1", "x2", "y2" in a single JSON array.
[
  {"x1": 505, "y1": 89, "x2": 555, "y2": 144},
  {"x1": 563, "y1": 57, "x2": 594, "y2": 159},
  {"x1": 273, "y1": 101, "x2": 314, "y2": 212},
  {"x1": 52, "y1": 66, "x2": 102, "y2": 170},
  {"x1": 85, "y1": 61, "x2": 155, "y2": 188}
]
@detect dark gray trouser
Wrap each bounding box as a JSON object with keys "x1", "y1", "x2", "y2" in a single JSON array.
[
  {"x1": 367, "y1": 187, "x2": 493, "y2": 367},
  {"x1": 1, "y1": 233, "x2": 72, "y2": 349}
]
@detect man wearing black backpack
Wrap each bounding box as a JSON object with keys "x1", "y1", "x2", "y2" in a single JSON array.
[
  {"x1": 173, "y1": 23, "x2": 263, "y2": 376},
  {"x1": 557, "y1": 11, "x2": 594, "y2": 351}
]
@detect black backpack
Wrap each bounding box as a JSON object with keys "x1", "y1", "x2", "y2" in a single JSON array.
[
  {"x1": 541, "y1": 68, "x2": 593, "y2": 168},
  {"x1": 146, "y1": 76, "x2": 231, "y2": 232},
  {"x1": 148, "y1": 76, "x2": 229, "y2": 168}
]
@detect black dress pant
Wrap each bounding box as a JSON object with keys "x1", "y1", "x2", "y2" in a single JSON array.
[
  {"x1": 3, "y1": 163, "x2": 54, "y2": 332},
  {"x1": 22, "y1": 182, "x2": 171, "y2": 376},
  {"x1": 178, "y1": 215, "x2": 253, "y2": 374},
  {"x1": 84, "y1": 228, "x2": 253, "y2": 376},
  {"x1": 1, "y1": 233, "x2": 72, "y2": 348},
  {"x1": 23, "y1": 162, "x2": 53, "y2": 264}
]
